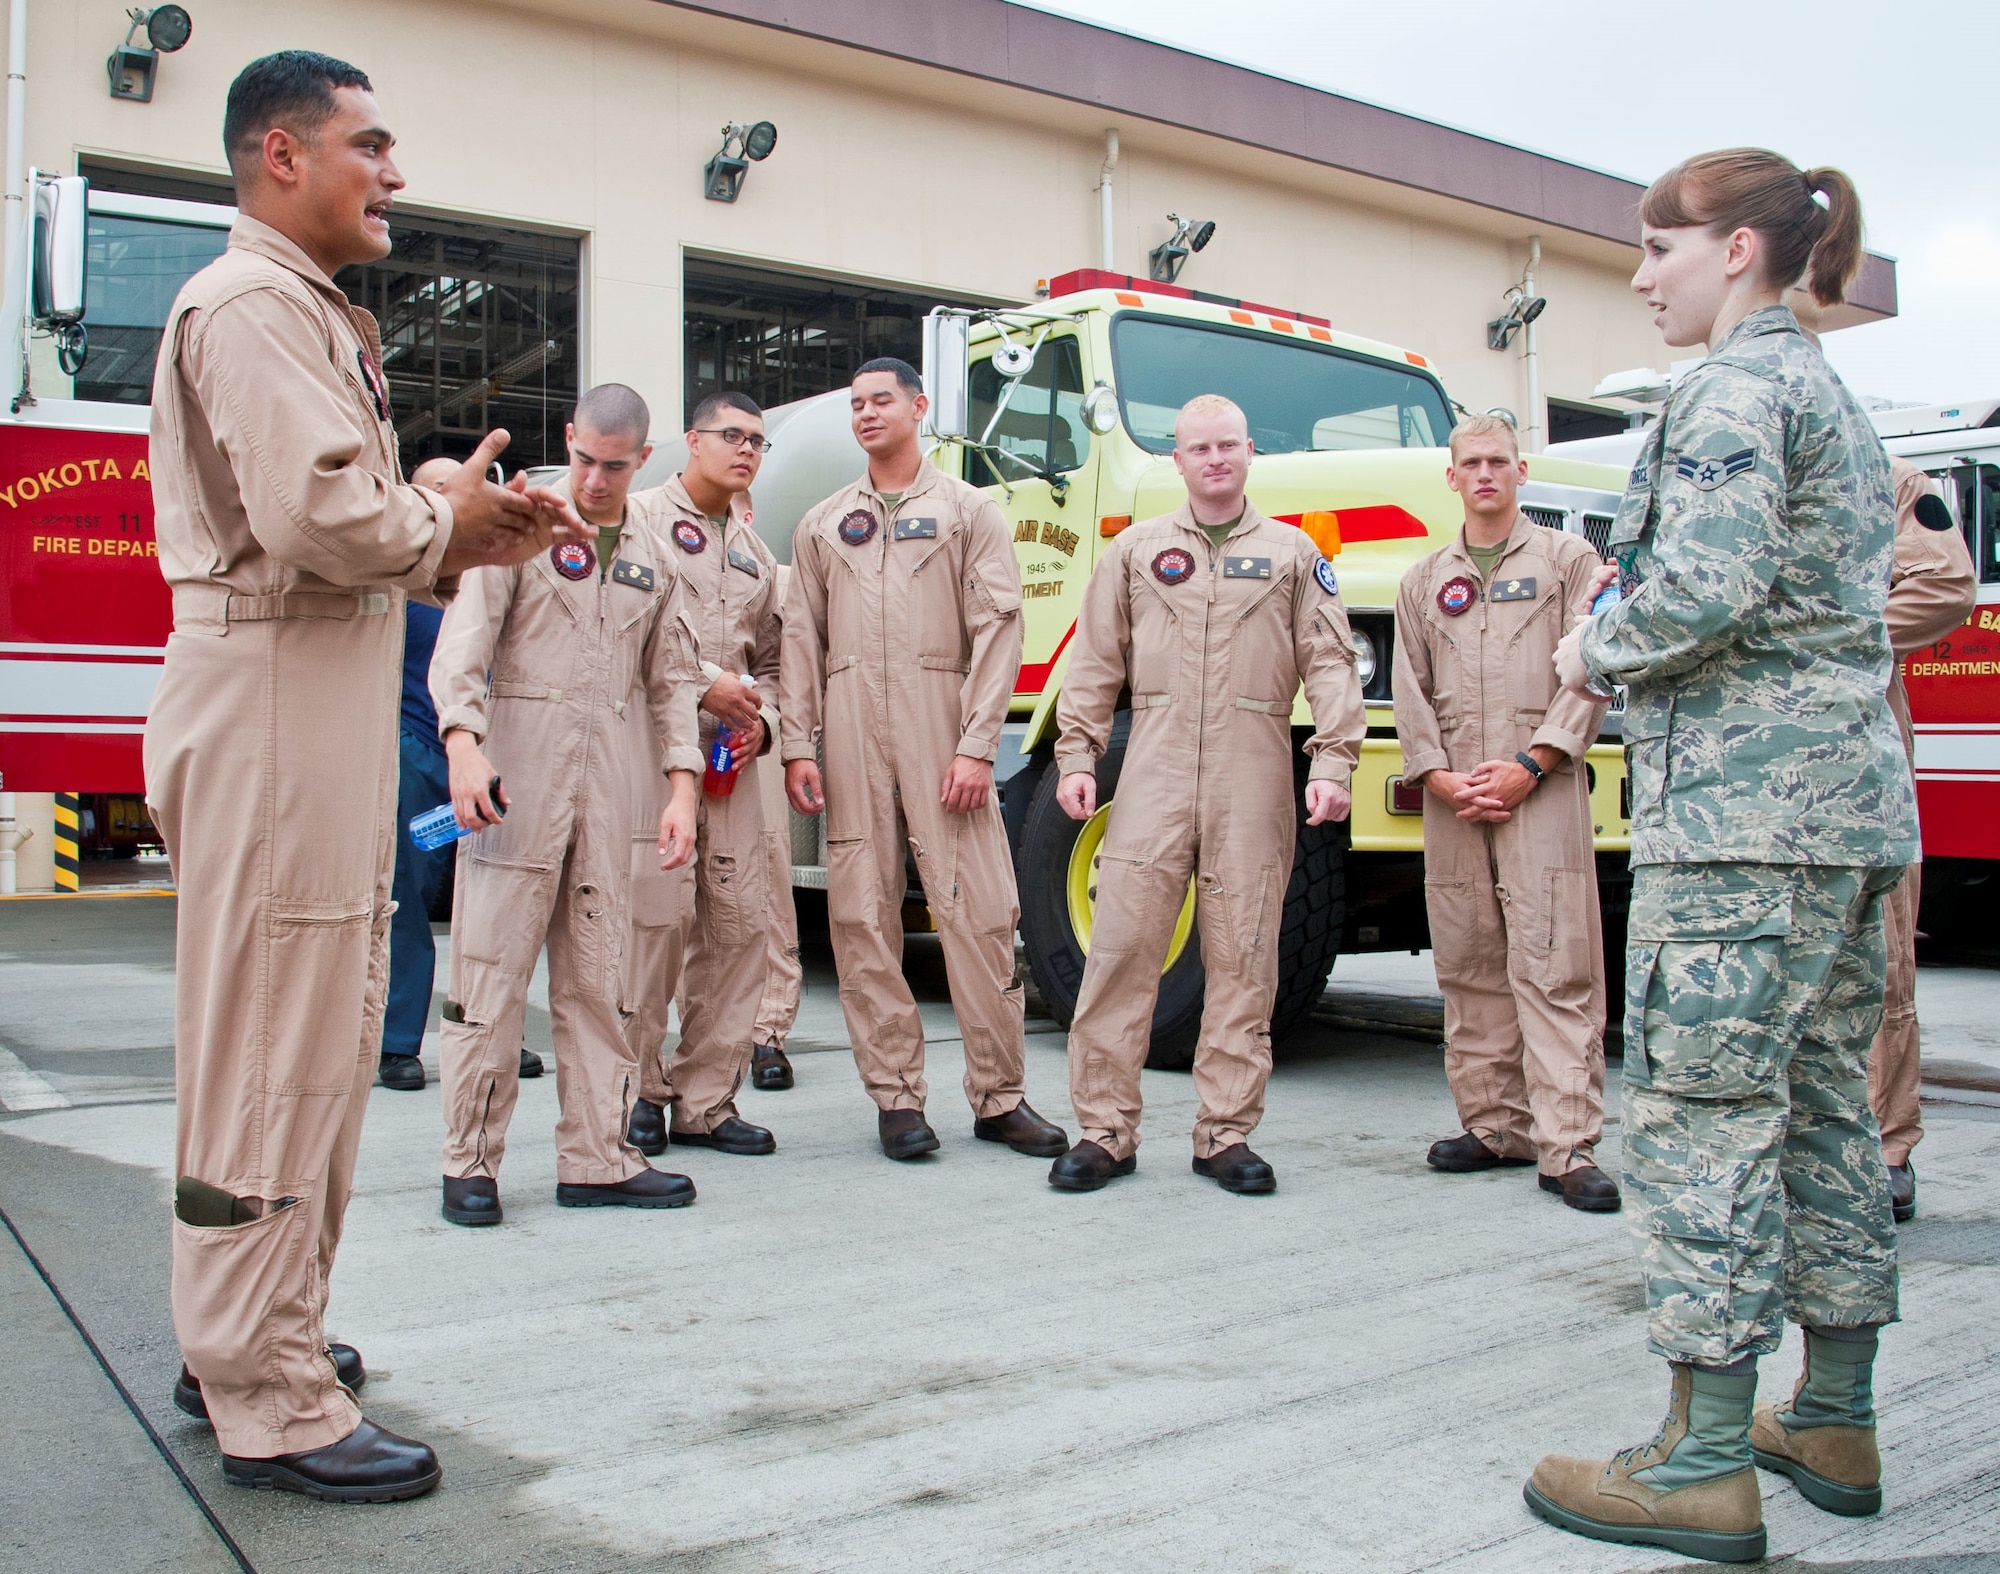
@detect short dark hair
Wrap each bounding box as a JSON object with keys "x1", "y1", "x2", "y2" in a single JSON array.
[
  {"x1": 572, "y1": 383, "x2": 651, "y2": 446},
  {"x1": 690, "y1": 390, "x2": 763, "y2": 430},
  {"x1": 223, "y1": 51, "x2": 373, "y2": 178},
  {"x1": 855, "y1": 357, "x2": 922, "y2": 395}
]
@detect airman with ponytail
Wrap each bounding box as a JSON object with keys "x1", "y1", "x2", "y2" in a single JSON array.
[{"x1": 1529, "y1": 149, "x2": 1916, "y2": 1561}]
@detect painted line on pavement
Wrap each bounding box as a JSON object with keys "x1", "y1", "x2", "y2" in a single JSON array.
[{"x1": 0, "y1": 1045, "x2": 71, "y2": 1111}]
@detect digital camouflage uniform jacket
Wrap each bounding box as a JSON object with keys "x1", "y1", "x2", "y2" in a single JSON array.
[{"x1": 1580, "y1": 305, "x2": 1918, "y2": 868}]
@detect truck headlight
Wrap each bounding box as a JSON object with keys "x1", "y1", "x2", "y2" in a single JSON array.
[{"x1": 1347, "y1": 628, "x2": 1377, "y2": 688}]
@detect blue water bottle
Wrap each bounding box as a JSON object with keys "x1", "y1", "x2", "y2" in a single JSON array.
[{"x1": 409, "y1": 775, "x2": 504, "y2": 850}]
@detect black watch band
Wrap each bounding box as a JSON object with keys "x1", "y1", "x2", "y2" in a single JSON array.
[{"x1": 1515, "y1": 750, "x2": 1546, "y2": 782}]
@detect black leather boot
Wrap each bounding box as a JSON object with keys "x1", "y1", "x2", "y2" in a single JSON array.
[
  {"x1": 750, "y1": 1044, "x2": 794, "y2": 1090},
  {"x1": 222, "y1": 1417, "x2": 441, "y2": 1502},
  {"x1": 626, "y1": 1098, "x2": 668, "y2": 1156},
  {"x1": 1193, "y1": 1143, "x2": 1276, "y2": 1194},
  {"x1": 1048, "y1": 1139, "x2": 1135, "y2": 1192},
  {"x1": 973, "y1": 1100, "x2": 1069, "y2": 1157},
  {"x1": 556, "y1": 1167, "x2": 696, "y2": 1208},
  {"x1": 441, "y1": 1174, "x2": 502, "y2": 1227},
  {"x1": 671, "y1": 1115, "x2": 776, "y2": 1155},
  {"x1": 878, "y1": 1108, "x2": 940, "y2": 1160}
]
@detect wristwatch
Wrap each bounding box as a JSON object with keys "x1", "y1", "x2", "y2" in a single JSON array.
[{"x1": 1514, "y1": 750, "x2": 1546, "y2": 783}]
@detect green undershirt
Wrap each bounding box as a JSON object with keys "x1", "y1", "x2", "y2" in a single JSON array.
[
  {"x1": 595, "y1": 520, "x2": 622, "y2": 577},
  {"x1": 1200, "y1": 510, "x2": 1244, "y2": 551},
  {"x1": 1466, "y1": 539, "x2": 1508, "y2": 584}
]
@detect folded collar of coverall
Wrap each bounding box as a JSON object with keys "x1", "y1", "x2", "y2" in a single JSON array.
[{"x1": 1443, "y1": 510, "x2": 1544, "y2": 581}]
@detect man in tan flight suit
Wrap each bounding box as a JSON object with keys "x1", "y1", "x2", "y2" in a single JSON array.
[
  {"x1": 782, "y1": 357, "x2": 1068, "y2": 1162},
  {"x1": 750, "y1": 564, "x2": 806, "y2": 1092},
  {"x1": 1393, "y1": 414, "x2": 1620, "y2": 1212},
  {"x1": 622, "y1": 392, "x2": 784, "y2": 1158},
  {"x1": 145, "y1": 51, "x2": 586, "y2": 1500},
  {"x1": 1049, "y1": 394, "x2": 1365, "y2": 1194},
  {"x1": 1871, "y1": 457, "x2": 1977, "y2": 1221},
  {"x1": 432, "y1": 384, "x2": 703, "y2": 1225}
]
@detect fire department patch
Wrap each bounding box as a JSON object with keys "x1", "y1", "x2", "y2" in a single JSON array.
[
  {"x1": 1151, "y1": 548, "x2": 1195, "y2": 586},
  {"x1": 1313, "y1": 558, "x2": 1340, "y2": 597},
  {"x1": 551, "y1": 541, "x2": 595, "y2": 581},
  {"x1": 672, "y1": 520, "x2": 707, "y2": 554},
  {"x1": 1436, "y1": 575, "x2": 1477, "y2": 616},
  {"x1": 837, "y1": 509, "x2": 878, "y2": 546}
]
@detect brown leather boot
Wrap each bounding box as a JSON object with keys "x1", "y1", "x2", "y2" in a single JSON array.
[
  {"x1": 1525, "y1": 1364, "x2": 1766, "y2": 1563},
  {"x1": 972, "y1": 1100, "x2": 1069, "y2": 1157}
]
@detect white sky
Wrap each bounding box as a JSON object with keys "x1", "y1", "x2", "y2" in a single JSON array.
[{"x1": 1031, "y1": 0, "x2": 2000, "y2": 407}]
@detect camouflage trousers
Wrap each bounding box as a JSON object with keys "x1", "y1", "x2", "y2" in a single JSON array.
[{"x1": 1622, "y1": 862, "x2": 1902, "y2": 1365}]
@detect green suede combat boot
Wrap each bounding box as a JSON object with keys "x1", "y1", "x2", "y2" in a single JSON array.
[
  {"x1": 1526, "y1": 1362, "x2": 1766, "y2": 1563},
  {"x1": 1750, "y1": 1326, "x2": 1883, "y2": 1516}
]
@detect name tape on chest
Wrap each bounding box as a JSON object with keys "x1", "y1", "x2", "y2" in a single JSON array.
[
  {"x1": 727, "y1": 547, "x2": 762, "y2": 576},
  {"x1": 551, "y1": 541, "x2": 596, "y2": 582},
  {"x1": 837, "y1": 509, "x2": 878, "y2": 546},
  {"x1": 1488, "y1": 576, "x2": 1537, "y2": 603},
  {"x1": 1223, "y1": 555, "x2": 1272, "y2": 580},
  {"x1": 1674, "y1": 448, "x2": 1756, "y2": 491},
  {"x1": 894, "y1": 516, "x2": 939, "y2": 541},
  {"x1": 611, "y1": 559, "x2": 655, "y2": 592}
]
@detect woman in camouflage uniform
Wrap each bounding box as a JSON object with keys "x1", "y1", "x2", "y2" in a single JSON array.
[{"x1": 1527, "y1": 150, "x2": 1916, "y2": 1562}]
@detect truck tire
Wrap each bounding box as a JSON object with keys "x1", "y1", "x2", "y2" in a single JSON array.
[
  {"x1": 1270, "y1": 751, "x2": 1349, "y2": 1043},
  {"x1": 1015, "y1": 735, "x2": 1349, "y2": 1071}
]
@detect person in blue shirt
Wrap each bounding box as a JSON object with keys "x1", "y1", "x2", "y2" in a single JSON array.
[{"x1": 381, "y1": 457, "x2": 544, "y2": 1090}]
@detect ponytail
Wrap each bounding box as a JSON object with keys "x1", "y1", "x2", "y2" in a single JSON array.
[
  {"x1": 1799, "y1": 166, "x2": 1862, "y2": 307},
  {"x1": 1642, "y1": 148, "x2": 1865, "y2": 307}
]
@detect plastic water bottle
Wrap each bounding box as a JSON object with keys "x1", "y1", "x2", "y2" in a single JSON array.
[
  {"x1": 703, "y1": 676, "x2": 757, "y2": 798},
  {"x1": 1590, "y1": 581, "x2": 1622, "y2": 616},
  {"x1": 409, "y1": 775, "x2": 504, "y2": 850}
]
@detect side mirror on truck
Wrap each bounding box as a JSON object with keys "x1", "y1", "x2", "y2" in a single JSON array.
[
  {"x1": 921, "y1": 308, "x2": 971, "y2": 441},
  {"x1": 32, "y1": 174, "x2": 89, "y2": 326}
]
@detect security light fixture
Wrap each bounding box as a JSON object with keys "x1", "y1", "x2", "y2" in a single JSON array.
[
  {"x1": 1486, "y1": 285, "x2": 1547, "y2": 352},
  {"x1": 1147, "y1": 213, "x2": 1215, "y2": 284},
  {"x1": 703, "y1": 120, "x2": 778, "y2": 203},
  {"x1": 107, "y1": 6, "x2": 193, "y2": 103}
]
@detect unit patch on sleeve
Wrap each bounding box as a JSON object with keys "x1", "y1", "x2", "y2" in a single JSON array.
[
  {"x1": 1489, "y1": 576, "x2": 1537, "y2": 602},
  {"x1": 837, "y1": 509, "x2": 878, "y2": 546},
  {"x1": 1313, "y1": 558, "x2": 1340, "y2": 596},
  {"x1": 1151, "y1": 548, "x2": 1195, "y2": 586},
  {"x1": 1436, "y1": 575, "x2": 1477, "y2": 616},
  {"x1": 1674, "y1": 448, "x2": 1757, "y2": 491},
  {"x1": 894, "y1": 516, "x2": 939, "y2": 541},
  {"x1": 1223, "y1": 556, "x2": 1272, "y2": 580},
  {"x1": 727, "y1": 548, "x2": 762, "y2": 576},
  {"x1": 611, "y1": 559, "x2": 656, "y2": 592},
  {"x1": 671, "y1": 520, "x2": 708, "y2": 554},
  {"x1": 551, "y1": 541, "x2": 596, "y2": 581}
]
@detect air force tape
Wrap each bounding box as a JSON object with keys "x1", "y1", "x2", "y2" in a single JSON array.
[{"x1": 1313, "y1": 558, "x2": 1339, "y2": 596}]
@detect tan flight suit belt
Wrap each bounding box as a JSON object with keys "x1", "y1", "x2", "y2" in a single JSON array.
[
  {"x1": 147, "y1": 606, "x2": 400, "y2": 1459},
  {"x1": 1421, "y1": 766, "x2": 1606, "y2": 1172},
  {"x1": 171, "y1": 584, "x2": 394, "y2": 626},
  {"x1": 622, "y1": 759, "x2": 772, "y2": 1127},
  {"x1": 1067, "y1": 734, "x2": 1296, "y2": 1164}
]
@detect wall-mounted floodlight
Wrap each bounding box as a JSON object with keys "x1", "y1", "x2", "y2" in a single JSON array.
[
  {"x1": 1486, "y1": 285, "x2": 1546, "y2": 351},
  {"x1": 703, "y1": 120, "x2": 778, "y2": 203},
  {"x1": 1147, "y1": 213, "x2": 1215, "y2": 284},
  {"x1": 107, "y1": 6, "x2": 193, "y2": 103}
]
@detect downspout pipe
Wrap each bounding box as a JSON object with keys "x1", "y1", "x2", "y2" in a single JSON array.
[
  {"x1": 1523, "y1": 235, "x2": 1542, "y2": 453},
  {"x1": 1098, "y1": 129, "x2": 1119, "y2": 273},
  {"x1": 2, "y1": 0, "x2": 26, "y2": 413}
]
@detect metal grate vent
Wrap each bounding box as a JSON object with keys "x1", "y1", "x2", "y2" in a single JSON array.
[
  {"x1": 1522, "y1": 505, "x2": 1567, "y2": 531},
  {"x1": 1582, "y1": 513, "x2": 1615, "y2": 555}
]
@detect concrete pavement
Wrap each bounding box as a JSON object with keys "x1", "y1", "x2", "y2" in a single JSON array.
[{"x1": 1, "y1": 895, "x2": 1996, "y2": 1572}]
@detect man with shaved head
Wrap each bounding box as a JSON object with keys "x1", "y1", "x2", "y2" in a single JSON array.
[
  {"x1": 1047, "y1": 394, "x2": 1365, "y2": 1194},
  {"x1": 430, "y1": 383, "x2": 705, "y2": 1228}
]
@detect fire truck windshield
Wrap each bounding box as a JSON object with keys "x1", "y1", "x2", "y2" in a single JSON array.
[{"x1": 1110, "y1": 313, "x2": 1454, "y2": 457}]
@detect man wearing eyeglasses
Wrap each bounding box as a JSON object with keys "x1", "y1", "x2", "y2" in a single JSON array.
[{"x1": 621, "y1": 393, "x2": 787, "y2": 1160}]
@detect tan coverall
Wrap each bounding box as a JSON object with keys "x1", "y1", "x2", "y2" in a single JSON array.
[
  {"x1": 1392, "y1": 517, "x2": 1611, "y2": 1175},
  {"x1": 431, "y1": 512, "x2": 703, "y2": 1186},
  {"x1": 1055, "y1": 505, "x2": 1365, "y2": 1160},
  {"x1": 620, "y1": 479, "x2": 781, "y2": 1132},
  {"x1": 752, "y1": 565, "x2": 806, "y2": 1050},
  {"x1": 1871, "y1": 458, "x2": 1978, "y2": 1165},
  {"x1": 779, "y1": 466, "x2": 1029, "y2": 1117},
  {"x1": 143, "y1": 216, "x2": 455, "y2": 1458}
]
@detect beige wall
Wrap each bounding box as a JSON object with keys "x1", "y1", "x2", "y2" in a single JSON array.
[{"x1": 27, "y1": 0, "x2": 1669, "y2": 434}]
